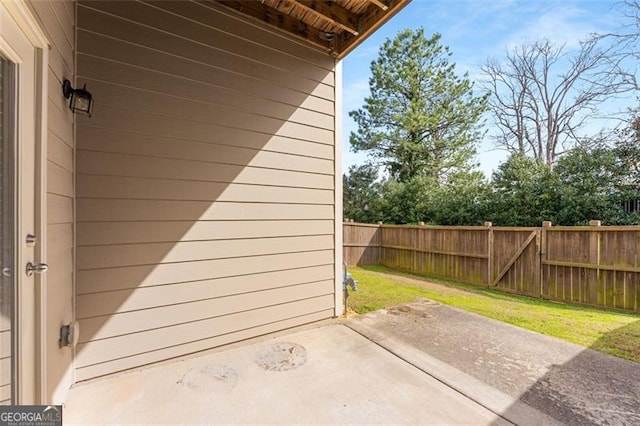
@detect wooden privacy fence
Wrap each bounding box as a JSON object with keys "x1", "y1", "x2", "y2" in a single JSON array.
[{"x1": 343, "y1": 221, "x2": 640, "y2": 312}]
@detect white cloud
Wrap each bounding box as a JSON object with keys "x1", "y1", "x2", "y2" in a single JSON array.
[{"x1": 501, "y1": 3, "x2": 615, "y2": 51}]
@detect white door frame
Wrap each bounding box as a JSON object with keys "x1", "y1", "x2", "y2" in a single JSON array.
[{"x1": 0, "y1": 0, "x2": 49, "y2": 404}]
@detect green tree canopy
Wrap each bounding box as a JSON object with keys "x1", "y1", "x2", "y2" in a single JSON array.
[
  {"x1": 488, "y1": 154, "x2": 560, "y2": 226},
  {"x1": 343, "y1": 164, "x2": 381, "y2": 223},
  {"x1": 377, "y1": 175, "x2": 437, "y2": 224},
  {"x1": 431, "y1": 170, "x2": 490, "y2": 226},
  {"x1": 349, "y1": 29, "x2": 488, "y2": 184},
  {"x1": 554, "y1": 146, "x2": 623, "y2": 225}
]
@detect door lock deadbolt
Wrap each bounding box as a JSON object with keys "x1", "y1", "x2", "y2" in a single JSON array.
[
  {"x1": 25, "y1": 234, "x2": 37, "y2": 246},
  {"x1": 26, "y1": 262, "x2": 48, "y2": 277}
]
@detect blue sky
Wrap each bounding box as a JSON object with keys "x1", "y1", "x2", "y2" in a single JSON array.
[{"x1": 341, "y1": 0, "x2": 634, "y2": 176}]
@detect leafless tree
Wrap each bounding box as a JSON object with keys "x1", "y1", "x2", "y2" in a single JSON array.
[
  {"x1": 598, "y1": 1, "x2": 640, "y2": 59},
  {"x1": 481, "y1": 37, "x2": 637, "y2": 165}
]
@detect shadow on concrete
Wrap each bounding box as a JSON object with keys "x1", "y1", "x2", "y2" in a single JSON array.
[
  {"x1": 500, "y1": 320, "x2": 640, "y2": 425},
  {"x1": 346, "y1": 298, "x2": 640, "y2": 426}
]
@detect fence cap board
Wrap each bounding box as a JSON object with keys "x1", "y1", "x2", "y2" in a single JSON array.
[
  {"x1": 548, "y1": 226, "x2": 640, "y2": 231},
  {"x1": 342, "y1": 222, "x2": 382, "y2": 228},
  {"x1": 344, "y1": 222, "x2": 640, "y2": 231},
  {"x1": 380, "y1": 224, "x2": 489, "y2": 231},
  {"x1": 490, "y1": 227, "x2": 540, "y2": 231}
]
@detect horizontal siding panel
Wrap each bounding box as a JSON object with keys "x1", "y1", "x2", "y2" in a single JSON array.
[
  {"x1": 78, "y1": 124, "x2": 333, "y2": 161},
  {"x1": 47, "y1": 98, "x2": 73, "y2": 144},
  {"x1": 0, "y1": 332, "x2": 9, "y2": 358},
  {"x1": 0, "y1": 385, "x2": 10, "y2": 403},
  {"x1": 148, "y1": 0, "x2": 335, "y2": 85},
  {"x1": 81, "y1": 101, "x2": 332, "y2": 147},
  {"x1": 0, "y1": 384, "x2": 8, "y2": 402},
  {"x1": 76, "y1": 175, "x2": 334, "y2": 204},
  {"x1": 46, "y1": 41, "x2": 70, "y2": 83},
  {"x1": 77, "y1": 235, "x2": 334, "y2": 269},
  {"x1": 0, "y1": 313, "x2": 7, "y2": 336},
  {"x1": 75, "y1": 295, "x2": 334, "y2": 368},
  {"x1": 84, "y1": 79, "x2": 333, "y2": 141},
  {"x1": 79, "y1": 54, "x2": 333, "y2": 116},
  {"x1": 85, "y1": 77, "x2": 334, "y2": 131},
  {"x1": 76, "y1": 265, "x2": 334, "y2": 318},
  {"x1": 74, "y1": 309, "x2": 332, "y2": 381},
  {"x1": 77, "y1": 124, "x2": 333, "y2": 167},
  {"x1": 51, "y1": 1, "x2": 74, "y2": 45},
  {"x1": 48, "y1": 223, "x2": 74, "y2": 254},
  {"x1": 47, "y1": 162, "x2": 73, "y2": 197},
  {"x1": 48, "y1": 131, "x2": 73, "y2": 172},
  {"x1": 28, "y1": 0, "x2": 73, "y2": 74},
  {"x1": 76, "y1": 250, "x2": 334, "y2": 294},
  {"x1": 48, "y1": 70, "x2": 73, "y2": 121},
  {"x1": 77, "y1": 29, "x2": 334, "y2": 101},
  {"x1": 77, "y1": 200, "x2": 334, "y2": 222},
  {"x1": 192, "y1": 0, "x2": 335, "y2": 68},
  {"x1": 46, "y1": 249, "x2": 74, "y2": 290},
  {"x1": 79, "y1": 280, "x2": 334, "y2": 341},
  {"x1": 61, "y1": 0, "x2": 74, "y2": 23},
  {"x1": 78, "y1": 113, "x2": 334, "y2": 166},
  {"x1": 0, "y1": 359, "x2": 9, "y2": 385},
  {"x1": 77, "y1": 220, "x2": 334, "y2": 245},
  {"x1": 48, "y1": 193, "x2": 73, "y2": 224},
  {"x1": 26, "y1": 0, "x2": 71, "y2": 82},
  {"x1": 76, "y1": 150, "x2": 333, "y2": 189},
  {"x1": 80, "y1": 1, "x2": 334, "y2": 86}
]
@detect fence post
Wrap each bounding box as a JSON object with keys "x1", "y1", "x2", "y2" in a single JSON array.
[
  {"x1": 538, "y1": 221, "x2": 551, "y2": 298},
  {"x1": 484, "y1": 221, "x2": 493, "y2": 286},
  {"x1": 540, "y1": 221, "x2": 552, "y2": 298},
  {"x1": 417, "y1": 222, "x2": 425, "y2": 273},
  {"x1": 377, "y1": 221, "x2": 383, "y2": 265},
  {"x1": 416, "y1": 226, "x2": 420, "y2": 272},
  {"x1": 589, "y1": 220, "x2": 602, "y2": 305}
]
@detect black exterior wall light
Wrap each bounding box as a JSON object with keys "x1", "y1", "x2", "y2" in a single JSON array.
[{"x1": 62, "y1": 78, "x2": 94, "y2": 117}]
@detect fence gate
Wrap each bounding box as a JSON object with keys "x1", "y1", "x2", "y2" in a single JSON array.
[{"x1": 490, "y1": 228, "x2": 541, "y2": 296}]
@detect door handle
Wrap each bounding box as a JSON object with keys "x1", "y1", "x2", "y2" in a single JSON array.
[{"x1": 26, "y1": 262, "x2": 48, "y2": 277}]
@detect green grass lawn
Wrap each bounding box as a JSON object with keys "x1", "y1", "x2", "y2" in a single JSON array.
[{"x1": 347, "y1": 265, "x2": 640, "y2": 363}]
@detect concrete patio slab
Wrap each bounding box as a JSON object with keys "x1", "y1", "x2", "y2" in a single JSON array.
[
  {"x1": 346, "y1": 299, "x2": 640, "y2": 426},
  {"x1": 64, "y1": 323, "x2": 510, "y2": 425}
]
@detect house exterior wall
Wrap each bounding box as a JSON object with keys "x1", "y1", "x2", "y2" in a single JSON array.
[
  {"x1": 26, "y1": 0, "x2": 75, "y2": 403},
  {"x1": 75, "y1": 0, "x2": 338, "y2": 381}
]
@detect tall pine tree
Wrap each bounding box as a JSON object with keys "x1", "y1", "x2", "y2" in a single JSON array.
[{"x1": 349, "y1": 29, "x2": 488, "y2": 184}]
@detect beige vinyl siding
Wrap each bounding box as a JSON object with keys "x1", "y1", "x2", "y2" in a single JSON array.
[
  {"x1": 76, "y1": 0, "x2": 336, "y2": 381},
  {"x1": 26, "y1": 0, "x2": 75, "y2": 404}
]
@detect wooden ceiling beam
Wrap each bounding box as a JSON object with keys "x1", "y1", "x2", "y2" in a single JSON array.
[
  {"x1": 337, "y1": 0, "x2": 409, "y2": 58},
  {"x1": 290, "y1": 0, "x2": 360, "y2": 36},
  {"x1": 214, "y1": 0, "x2": 411, "y2": 58},
  {"x1": 368, "y1": 0, "x2": 389, "y2": 11},
  {"x1": 216, "y1": 0, "x2": 337, "y2": 54}
]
